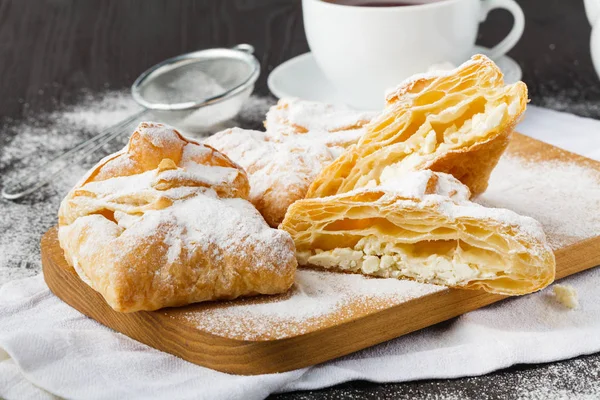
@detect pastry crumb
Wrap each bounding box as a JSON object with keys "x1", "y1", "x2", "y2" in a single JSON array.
[{"x1": 552, "y1": 284, "x2": 579, "y2": 309}]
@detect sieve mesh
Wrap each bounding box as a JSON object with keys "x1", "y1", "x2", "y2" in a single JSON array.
[
  {"x1": 137, "y1": 58, "x2": 254, "y2": 106},
  {"x1": 132, "y1": 46, "x2": 260, "y2": 111},
  {"x1": 1, "y1": 44, "x2": 260, "y2": 200}
]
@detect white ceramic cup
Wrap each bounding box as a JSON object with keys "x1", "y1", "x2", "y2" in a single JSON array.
[
  {"x1": 584, "y1": 0, "x2": 600, "y2": 78},
  {"x1": 302, "y1": 0, "x2": 525, "y2": 109}
]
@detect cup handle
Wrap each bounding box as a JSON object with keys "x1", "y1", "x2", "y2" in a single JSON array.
[{"x1": 479, "y1": 0, "x2": 525, "y2": 60}]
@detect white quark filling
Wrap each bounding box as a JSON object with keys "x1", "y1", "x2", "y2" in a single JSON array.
[
  {"x1": 379, "y1": 100, "x2": 515, "y2": 185},
  {"x1": 298, "y1": 235, "x2": 502, "y2": 286},
  {"x1": 507, "y1": 97, "x2": 520, "y2": 116}
]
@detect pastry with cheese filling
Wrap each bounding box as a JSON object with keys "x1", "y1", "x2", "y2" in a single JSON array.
[
  {"x1": 58, "y1": 122, "x2": 297, "y2": 312},
  {"x1": 307, "y1": 55, "x2": 528, "y2": 199},
  {"x1": 281, "y1": 170, "x2": 555, "y2": 295}
]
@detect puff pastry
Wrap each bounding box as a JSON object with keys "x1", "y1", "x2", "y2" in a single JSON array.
[
  {"x1": 59, "y1": 122, "x2": 297, "y2": 312},
  {"x1": 204, "y1": 127, "x2": 338, "y2": 227},
  {"x1": 203, "y1": 99, "x2": 374, "y2": 227},
  {"x1": 264, "y1": 98, "x2": 375, "y2": 148},
  {"x1": 307, "y1": 55, "x2": 528, "y2": 199},
  {"x1": 281, "y1": 170, "x2": 555, "y2": 295}
]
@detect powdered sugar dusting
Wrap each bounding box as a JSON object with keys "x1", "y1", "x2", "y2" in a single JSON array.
[
  {"x1": 477, "y1": 155, "x2": 600, "y2": 249},
  {"x1": 266, "y1": 97, "x2": 375, "y2": 133},
  {"x1": 205, "y1": 127, "x2": 339, "y2": 226},
  {"x1": 204, "y1": 99, "x2": 377, "y2": 226},
  {"x1": 0, "y1": 92, "x2": 275, "y2": 287},
  {"x1": 179, "y1": 269, "x2": 444, "y2": 340},
  {"x1": 58, "y1": 122, "x2": 297, "y2": 303},
  {"x1": 264, "y1": 98, "x2": 375, "y2": 148},
  {"x1": 380, "y1": 169, "x2": 471, "y2": 201}
]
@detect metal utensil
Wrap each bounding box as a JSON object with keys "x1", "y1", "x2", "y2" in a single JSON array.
[{"x1": 1, "y1": 44, "x2": 260, "y2": 200}]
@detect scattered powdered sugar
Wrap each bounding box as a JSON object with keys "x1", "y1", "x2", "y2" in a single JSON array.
[
  {"x1": 511, "y1": 360, "x2": 600, "y2": 399},
  {"x1": 234, "y1": 96, "x2": 274, "y2": 124},
  {"x1": 60, "y1": 91, "x2": 143, "y2": 130},
  {"x1": 0, "y1": 91, "x2": 275, "y2": 287},
  {"x1": 0, "y1": 91, "x2": 141, "y2": 286},
  {"x1": 2, "y1": 90, "x2": 600, "y2": 340},
  {"x1": 0, "y1": 92, "x2": 140, "y2": 170},
  {"x1": 536, "y1": 85, "x2": 600, "y2": 119},
  {"x1": 181, "y1": 269, "x2": 444, "y2": 340},
  {"x1": 344, "y1": 353, "x2": 600, "y2": 399},
  {"x1": 477, "y1": 155, "x2": 600, "y2": 249}
]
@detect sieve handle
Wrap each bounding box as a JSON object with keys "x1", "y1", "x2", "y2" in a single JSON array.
[
  {"x1": 232, "y1": 44, "x2": 255, "y2": 54},
  {"x1": 1, "y1": 109, "x2": 149, "y2": 201}
]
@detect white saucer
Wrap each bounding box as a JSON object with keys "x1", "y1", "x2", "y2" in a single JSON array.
[{"x1": 268, "y1": 46, "x2": 522, "y2": 108}]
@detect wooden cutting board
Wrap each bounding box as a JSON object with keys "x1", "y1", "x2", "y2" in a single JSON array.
[{"x1": 42, "y1": 133, "x2": 600, "y2": 375}]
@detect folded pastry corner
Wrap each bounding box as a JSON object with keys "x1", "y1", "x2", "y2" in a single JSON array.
[
  {"x1": 307, "y1": 54, "x2": 528, "y2": 199},
  {"x1": 58, "y1": 122, "x2": 297, "y2": 312},
  {"x1": 281, "y1": 170, "x2": 555, "y2": 295}
]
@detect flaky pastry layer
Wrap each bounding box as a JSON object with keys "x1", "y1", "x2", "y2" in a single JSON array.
[
  {"x1": 307, "y1": 55, "x2": 528, "y2": 198},
  {"x1": 58, "y1": 122, "x2": 297, "y2": 312},
  {"x1": 281, "y1": 170, "x2": 555, "y2": 295}
]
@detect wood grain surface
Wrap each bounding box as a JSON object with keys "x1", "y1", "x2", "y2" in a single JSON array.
[{"x1": 42, "y1": 133, "x2": 600, "y2": 375}]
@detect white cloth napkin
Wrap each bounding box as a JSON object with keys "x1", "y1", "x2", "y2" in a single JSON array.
[{"x1": 1, "y1": 105, "x2": 600, "y2": 400}]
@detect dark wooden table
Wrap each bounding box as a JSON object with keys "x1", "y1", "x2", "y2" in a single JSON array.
[{"x1": 1, "y1": 0, "x2": 599, "y2": 398}]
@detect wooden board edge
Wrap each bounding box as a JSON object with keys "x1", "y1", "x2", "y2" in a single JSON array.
[
  {"x1": 42, "y1": 227, "x2": 600, "y2": 374},
  {"x1": 512, "y1": 132, "x2": 600, "y2": 171}
]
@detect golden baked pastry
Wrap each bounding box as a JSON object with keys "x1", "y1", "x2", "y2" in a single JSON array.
[
  {"x1": 203, "y1": 99, "x2": 374, "y2": 227},
  {"x1": 307, "y1": 55, "x2": 528, "y2": 199},
  {"x1": 281, "y1": 170, "x2": 555, "y2": 295},
  {"x1": 264, "y1": 98, "x2": 375, "y2": 148},
  {"x1": 204, "y1": 127, "x2": 338, "y2": 227},
  {"x1": 58, "y1": 122, "x2": 297, "y2": 312}
]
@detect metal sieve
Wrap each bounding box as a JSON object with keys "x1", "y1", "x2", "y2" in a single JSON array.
[{"x1": 2, "y1": 44, "x2": 260, "y2": 200}]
